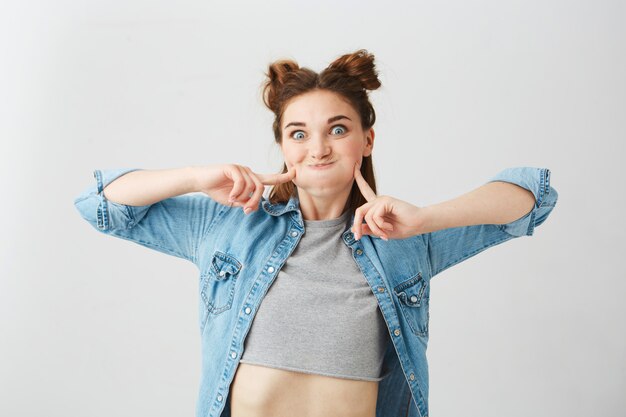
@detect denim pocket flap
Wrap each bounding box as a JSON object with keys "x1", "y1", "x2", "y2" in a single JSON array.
[
  {"x1": 393, "y1": 272, "x2": 427, "y2": 307},
  {"x1": 209, "y1": 251, "x2": 242, "y2": 280}
]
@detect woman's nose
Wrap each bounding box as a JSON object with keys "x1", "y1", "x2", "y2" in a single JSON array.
[{"x1": 309, "y1": 135, "x2": 331, "y2": 159}]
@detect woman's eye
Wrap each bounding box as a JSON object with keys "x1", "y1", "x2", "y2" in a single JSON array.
[
  {"x1": 331, "y1": 125, "x2": 347, "y2": 135},
  {"x1": 291, "y1": 131, "x2": 305, "y2": 140}
]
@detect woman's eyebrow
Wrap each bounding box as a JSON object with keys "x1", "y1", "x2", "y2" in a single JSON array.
[{"x1": 283, "y1": 115, "x2": 352, "y2": 130}]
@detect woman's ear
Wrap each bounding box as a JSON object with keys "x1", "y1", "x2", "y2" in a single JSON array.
[{"x1": 363, "y1": 127, "x2": 375, "y2": 157}]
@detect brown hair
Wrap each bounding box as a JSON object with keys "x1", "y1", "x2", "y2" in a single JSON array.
[{"x1": 261, "y1": 49, "x2": 382, "y2": 216}]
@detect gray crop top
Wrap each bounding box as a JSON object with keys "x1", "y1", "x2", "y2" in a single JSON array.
[{"x1": 239, "y1": 210, "x2": 391, "y2": 382}]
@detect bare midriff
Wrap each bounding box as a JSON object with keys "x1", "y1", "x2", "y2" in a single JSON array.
[{"x1": 230, "y1": 362, "x2": 379, "y2": 417}]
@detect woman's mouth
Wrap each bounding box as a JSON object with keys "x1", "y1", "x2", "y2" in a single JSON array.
[{"x1": 308, "y1": 162, "x2": 335, "y2": 170}]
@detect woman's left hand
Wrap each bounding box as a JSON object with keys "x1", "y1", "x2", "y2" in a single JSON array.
[{"x1": 351, "y1": 162, "x2": 425, "y2": 241}]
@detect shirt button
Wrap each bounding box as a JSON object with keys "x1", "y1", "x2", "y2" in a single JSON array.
[
  {"x1": 377, "y1": 286, "x2": 385, "y2": 293},
  {"x1": 409, "y1": 373, "x2": 415, "y2": 381},
  {"x1": 245, "y1": 307, "x2": 251, "y2": 314},
  {"x1": 217, "y1": 394, "x2": 223, "y2": 402},
  {"x1": 290, "y1": 231, "x2": 298, "y2": 237},
  {"x1": 410, "y1": 295, "x2": 418, "y2": 303},
  {"x1": 230, "y1": 351, "x2": 237, "y2": 359},
  {"x1": 394, "y1": 329, "x2": 401, "y2": 336},
  {"x1": 267, "y1": 266, "x2": 275, "y2": 273},
  {"x1": 356, "y1": 249, "x2": 363, "y2": 255},
  {"x1": 219, "y1": 270, "x2": 225, "y2": 277}
]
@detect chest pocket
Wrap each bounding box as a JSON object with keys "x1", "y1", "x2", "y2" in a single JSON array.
[
  {"x1": 393, "y1": 272, "x2": 430, "y2": 337},
  {"x1": 200, "y1": 250, "x2": 242, "y2": 318}
]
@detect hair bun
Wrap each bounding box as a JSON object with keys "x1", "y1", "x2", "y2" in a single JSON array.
[
  {"x1": 267, "y1": 60, "x2": 300, "y2": 85},
  {"x1": 326, "y1": 49, "x2": 381, "y2": 91},
  {"x1": 263, "y1": 59, "x2": 301, "y2": 113}
]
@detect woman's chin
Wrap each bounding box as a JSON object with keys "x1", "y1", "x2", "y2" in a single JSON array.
[{"x1": 295, "y1": 178, "x2": 351, "y2": 195}]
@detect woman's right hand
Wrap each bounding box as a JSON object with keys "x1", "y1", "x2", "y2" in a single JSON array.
[{"x1": 193, "y1": 164, "x2": 296, "y2": 214}]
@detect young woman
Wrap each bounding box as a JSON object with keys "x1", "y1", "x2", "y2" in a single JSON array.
[{"x1": 74, "y1": 49, "x2": 558, "y2": 417}]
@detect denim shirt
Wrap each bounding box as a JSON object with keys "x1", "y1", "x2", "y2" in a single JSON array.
[{"x1": 73, "y1": 166, "x2": 558, "y2": 417}]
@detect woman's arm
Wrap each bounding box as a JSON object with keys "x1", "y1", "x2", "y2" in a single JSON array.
[
  {"x1": 419, "y1": 181, "x2": 536, "y2": 234},
  {"x1": 73, "y1": 166, "x2": 224, "y2": 267},
  {"x1": 74, "y1": 164, "x2": 293, "y2": 266},
  {"x1": 101, "y1": 166, "x2": 201, "y2": 206},
  {"x1": 421, "y1": 167, "x2": 558, "y2": 279}
]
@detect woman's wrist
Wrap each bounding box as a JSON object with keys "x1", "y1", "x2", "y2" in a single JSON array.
[
  {"x1": 188, "y1": 165, "x2": 212, "y2": 193},
  {"x1": 414, "y1": 205, "x2": 443, "y2": 235}
]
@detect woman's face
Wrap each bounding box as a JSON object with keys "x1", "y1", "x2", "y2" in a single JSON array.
[{"x1": 280, "y1": 89, "x2": 374, "y2": 198}]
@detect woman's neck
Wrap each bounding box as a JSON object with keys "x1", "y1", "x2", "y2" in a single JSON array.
[{"x1": 296, "y1": 185, "x2": 351, "y2": 221}]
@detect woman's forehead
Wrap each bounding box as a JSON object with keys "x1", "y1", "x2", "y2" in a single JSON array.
[{"x1": 283, "y1": 91, "x2": 356, "y2": 124}]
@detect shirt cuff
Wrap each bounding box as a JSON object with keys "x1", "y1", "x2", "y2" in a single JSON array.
[
  {"x1": 74, "y1": 168, "x2": 145, "y2": 231},
  {"x1": 486, "y1": 167, "x2": 557, "y2": 237}
]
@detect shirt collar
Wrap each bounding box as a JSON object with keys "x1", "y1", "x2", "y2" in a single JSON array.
[
  {"x1": 261, "y1": 189, "x2": 301, "y2": 217},
  {"x1": 261, "y1": 189, "x2": 358, "y2": 240}
]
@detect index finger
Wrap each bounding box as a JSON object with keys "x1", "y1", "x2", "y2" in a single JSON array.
[
  {"x1": 354, "y1": 162, "x2": 377, "y2": 202},
  {"x1": 257, "y1": 164, "x2": 297, "y2": 185}
]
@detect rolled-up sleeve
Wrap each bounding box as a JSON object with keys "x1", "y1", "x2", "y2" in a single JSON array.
[
  {"x1": 73, "y1": 168, "x2": 225, "y2": 266},
  {"x1": 73, "y1": 168, "x2": 147, "y2": 231},
  {"x1": 425, "y1": 167, "x2": 558, "y2": 279},
  {"x1": 486, "y1": 167, "x2": 558, "y2": 237}
]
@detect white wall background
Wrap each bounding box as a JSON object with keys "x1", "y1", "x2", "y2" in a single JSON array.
[{"x1": 1, "y1": 0, "x2": 624, "y2": 416}]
